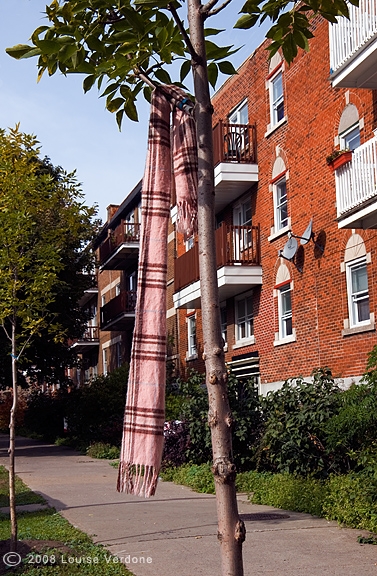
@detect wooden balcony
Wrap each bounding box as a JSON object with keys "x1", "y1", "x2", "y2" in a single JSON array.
[
  {"x1": 174, "y1": 223, "x2": 262, "y2": 308},
  {"x1": 213, "y1": 122, "x2": 259, "y2": 213},
  {"x1": 99, "y1": 221, "x2": 140, "y2": 270},
  {"x1": 70, "y1": 326, "x2": 99, "y2": 352},
  {"x1": 100, "y1": 290, "x2": 137, "y2": 331}
]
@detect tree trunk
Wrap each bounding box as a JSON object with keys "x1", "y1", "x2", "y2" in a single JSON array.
[
  {"x1": 9, "y1": 322, "x2": 17, "y2": 551},
  {"x1": 187, "y1": 2, "x2": 245, "y2": 574}
]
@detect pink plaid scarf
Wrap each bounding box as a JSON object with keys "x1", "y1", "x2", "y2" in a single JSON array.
[{"x1": 117, "y1": 85, "x2": 197, "y2": 497}]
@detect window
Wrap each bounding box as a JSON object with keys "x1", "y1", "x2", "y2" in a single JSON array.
[
  {"x1": 274, "y1": 177, "x2": 288, "y2": 231},
  {"x1": 235, "y1": 293, "x2": 253, "y2": 343},
  {"x1": 187, "y1": 315, "x2": 197, "y2": 358},
  {"x1": 116, "y1": 341, "x2": 123, "y2": 368},
  {"x1": 270, "y1": 70, "x2": 284, "y2": 127},
  {"x1": 340, "y1": 123, "x2": 360, "y2": 151},
  {"x1": 186, "y1": 236, "x2": 194, "y2": 251},
  {"x1": 102, "y1": 349, "x2": 108, "y2": 375},
  {"x1": 101, "y1": 295, "x2": 106, "y2": 307},
  {"x1": 346, "y1": 258, "x2": 370, "y2": 327},
  {"x1": 278, "y1": 283, "x2": 293, "y2": 339},
  {"x1": 115, "y1": 283, "x2": 121, "y2": 296},
  {"x1": 220, "y1": 305, "x2": 227, "y2": 348},
  {"x1": 229, "y1": 100, "x2": 248, "y2": 125},
  {"x1": 234, "y1": 199, "x2": 252, "y2": 259}
]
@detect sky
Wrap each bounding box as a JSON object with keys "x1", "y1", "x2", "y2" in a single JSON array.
[{"x1": 0, "y1": 0, "x2": 270, "y2": 222}]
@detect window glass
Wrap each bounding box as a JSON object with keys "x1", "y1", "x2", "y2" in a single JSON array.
[
  {"x1": 220, "y1": 306, "x2": 227, "y2": 346},
  {"x1": 275, "y1": 178, "x2": 288, "y2": 230},
  {"x1": 236, "y1": 294, "x2": 253, "y2": 341},
  {"x1": 340, "y1": 123, "x2": 360, "y2": 151},
  {"x1": 229, "y1": 101, "x2": 248, "y2": 125},
  {"x1": 272, "y1": 72, "x2": 284, "y2": 125},
  {"x1": 348, "y1": 260, "x2": 370, "y2": 325},
  {"x1": 188, "y1": 315, "x2": 197, "y2": 357},
  {"x1": 279, "y1": 284, "x2": 292, "y2": 338}
]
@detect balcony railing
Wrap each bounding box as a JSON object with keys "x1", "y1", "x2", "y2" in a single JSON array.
[
  {"x1": 80, "y1": 326, "x2": 99, "y2": 341},
  {"x1": 99, "y1": 221, "x2": 140, "y2": 266},
  {"x1": 213, "y1": 121, "x2": 257, "y2": 166},
  {"x1": 100, "y1": 290, "x2": 137, "y2": 329},
  {"x1": 330, "y1": 0, "x2": 377, "y2": 73},
  {"x1": 174, "y1": 223, "x2": 261, "y2": 292},
  {"x1": 335, "y1": 137, "x2": 377, "y2": 217}
]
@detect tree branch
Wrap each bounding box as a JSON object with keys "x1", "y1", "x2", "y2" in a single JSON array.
[
  {"x1": 200, "y1": 0, "x2": 220, "y2": 15},
  {"x1": 2, "y1": 322, "x2": 11, "y2": 342},
  {"x1": 167, "y1": 3, "x2": 202, "y2": 64},
  {"x1": 206, "y1": 0, "x2": 233, "y2": 17}
]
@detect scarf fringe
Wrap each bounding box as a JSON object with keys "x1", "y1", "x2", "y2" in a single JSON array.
[
  {"x1": 117, "y1": 461, "x2": 159, "y2": 498},
  {"x1": 176, "y1": 199, "x2": 198, "y2": 239}
]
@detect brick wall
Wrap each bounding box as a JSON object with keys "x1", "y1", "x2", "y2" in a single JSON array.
[{"x1": 174, "y1": 17, "x2": 377, "y2": 389}]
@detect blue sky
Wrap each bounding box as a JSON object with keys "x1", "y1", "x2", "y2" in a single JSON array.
[{"x1": 0, "y1": 1, "x2": 269, "y2": 221}]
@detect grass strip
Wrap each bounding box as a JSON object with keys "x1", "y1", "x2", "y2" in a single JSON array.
[{"x1": 0, "y1": 466, "x2": 45, "y2": 507}]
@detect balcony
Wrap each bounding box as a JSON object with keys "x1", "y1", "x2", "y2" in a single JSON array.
[
  {"x1": 99, "y1": 221, "x2": 140, "y2": 270},
  {"x1": 213, "y1": 121, "x2": 259, "y2": 213},
  {"x1": 335, "y1": 136, "x2": 377, "y2": 228},
  {"x1": 70, "y1": 326, "x2": 99, "y2": 353},
  {"x1": 173, "y1": 223, "x2": 262, "y2": 309},
  {"x1": 329, "y1": 0, "x2": 377, "y2": 88},
  {"x1": 100, "y1": 290, "x2": 137, "y2": 331}
]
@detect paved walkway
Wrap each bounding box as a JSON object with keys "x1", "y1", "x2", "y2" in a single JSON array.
[{"x1": 0, "y1": 434, "x2": 376, "y2": 575}]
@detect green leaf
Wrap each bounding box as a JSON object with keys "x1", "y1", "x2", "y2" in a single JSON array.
[
  {"x1": 35, "y1": 39, "x2": 62, "y2": 55},
  {"x1": 234, "y1": 13, "x2": 260, "y2": 29},
  {"x1": 124, "y1": 98, "x2": 139, "y2": 122},
  {"x1": 83, "y1": 74, "x2": 96, "y2": 93},
  {"x1": 59, "y1": 43, "x2": 78, "y2": 63},
  {"x1": 154, "y1": 67, "x2": 172, "y2": 84},
  {"x1": 5, "y1": 44, "x2": 35, "y2": 60},
  {"x1": 116, "y1": 109, "x2": 124, "y2": 131},
  {"x1": 107, "y1": 97, "x2": 124, "y2": 113},
  {"x1": 218, "y1": 60, "x2": 237, "y2": 76},
  {"x1": 180, "y1": 59, "x2": 191, "y2": 83},
  {"x1": 207, "y1": 62, "x2": 218, "y2": 89},
  {"x1": 134, "y1": 0, "x2": 170, "y2": 5},
  {"x1": 100, "y1": 82, "x2": 120, "y2": 98}
]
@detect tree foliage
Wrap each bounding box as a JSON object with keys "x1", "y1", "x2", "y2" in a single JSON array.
[
  {"x1": 7, "y1": 0, "x2": 359, "y2": 129},
  {"x1": 0, "y1": 126, "x2": 99, "y2": 383}
]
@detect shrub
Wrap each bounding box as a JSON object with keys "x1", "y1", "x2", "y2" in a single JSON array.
[
  {"x1": 86, "y1": 442, "x2": 120, "y2": 459},
  {"x1": 64, "y1": 364, "x2": 129, "y2": 447},
  {"x1": 175, "y1": 370, "x2": 263, "y2": 471},
  {"x1": 160, "y1": 463, "x2": 215, "y2": 493},
  {"x1": 23, "y1": 386, "x2": 69, "y2": 441},
  {"x1": 162, "y1": 420, "x2": 189, "y2": 468},
  {"x1": 257, "y1": 368, "x2": 342, "y2": 477}
]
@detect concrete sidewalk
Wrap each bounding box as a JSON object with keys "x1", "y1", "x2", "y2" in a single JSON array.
[{"x1": 0, "y1": 434, "x2": 376, "y2": 575}]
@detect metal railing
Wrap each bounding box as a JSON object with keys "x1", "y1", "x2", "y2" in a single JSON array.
[
  {"x1": 100, "y1": 290, "x2": 137, "y2": 328},
  {"x1": 335, "y1": 136, "x2": 377, "y2": 216},
  {"x1": 213, "y1": 121, "x2": 257, "y2": 166},
  {"x1": 99, "y1": 221, "x2": 140, "y2": 265},
  {"x1": 174, "y1": 223, "x2": 260, "y2": 292},
  {"x1": 330, "y1": 0, "x2": 377, "y2": 73}
]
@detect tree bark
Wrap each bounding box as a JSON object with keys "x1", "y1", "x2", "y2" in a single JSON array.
[
  {"x1": 187, "y1": 2, "x2": 245, "y2": 574},
  {"x1": 9, "y1": 322, "x2": 17, "y2": 552}
]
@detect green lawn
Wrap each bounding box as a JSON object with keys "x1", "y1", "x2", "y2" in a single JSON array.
[{"x1": 0, "y1": 466, "x2": 134, "y2": 575}]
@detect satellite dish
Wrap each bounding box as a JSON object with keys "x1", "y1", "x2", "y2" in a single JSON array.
[
  {"x1": 281, "y1": 237, "x2": 298, "y2": 260},
  {"x1": 300, "y1": 218, "x2": 313, "y2": 245}
]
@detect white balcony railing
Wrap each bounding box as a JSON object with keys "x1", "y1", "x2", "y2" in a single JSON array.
[
  {"x1": 336, "y1": 137, "x2": 377, "y2": 217},
  {"x1": 330, "y1": 0, "x2": 377, "y2": 73}
]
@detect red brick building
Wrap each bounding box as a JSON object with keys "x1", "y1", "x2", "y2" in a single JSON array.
[{"x1": 173, "y1": 13, "x2": 377, "y2": 392}]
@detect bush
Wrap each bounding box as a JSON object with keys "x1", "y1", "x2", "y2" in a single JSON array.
[
  {"x1": 162, "y1": 420, "x2": 189, "y2": 468},
  {"x1": 160, "y1": 463, "x2": 215, "y2": 493},
  {"x1": 86, "y1": 442, "x2": 120, "y2": 459},
  {"x1": 257, "y1": 368, "x2": 342, "y2": 477},
  {"x1": 173, "y1": 370, "x2": 263, "y2": 471},
  {"x1": 23, "y1": 386, "x2": 69, "y2": 441}
]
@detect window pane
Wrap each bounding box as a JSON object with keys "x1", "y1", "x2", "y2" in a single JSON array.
[
  {"x1": 357, "y1": 297, "x2": 370, "y2": 322},
  {"x1": 344, "y1": 127, "x2": 360, "y2": 151},
  {"x1": 276, "y1": 180, "x2": 288, "y2": 229},
  {"x1": 273, "y1": 73, "x2": 283, "y2": 101},
  {"x1": 352, "y1": 264, "x2": 368, "y2": 293}
]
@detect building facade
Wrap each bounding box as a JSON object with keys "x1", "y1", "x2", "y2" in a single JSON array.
[{"x1": 173, "y1": 12, "x2": 377, "y2": 392}]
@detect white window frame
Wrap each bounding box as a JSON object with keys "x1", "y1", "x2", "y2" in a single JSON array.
[
  {"x1": 220, "y1": 304, "x2": 227, "y2": 350},
  {"x1": 273, "y1": 176, "x2": 288, "y2": 232},
  {"x1": 346, "y1": 257, "x2": 370, "y2": 328},
  {"x1": 115, "y1": 282, "x2": 121, "y2": 296},
  {"x1": 278, "y1": 283, "x2": 293, "y2": 340},
  {"x1": 102, "y1": 348, "x2": 108, "y2": 375},
  {"x1": 339, "y1": 122, "x2": 360, "y2": 152},
  {"x1": 187, "y1": 314, "x2": 197, "y2": 359},
  {"x1": 269, "y1": 69, "x2": 284, "y2": 128},
  {"x1": 234, "y1": 292, "x2": 254, "y2": 346},
  {"x1": 228, "y1": 99, "x2": 248, "y2": 125}
]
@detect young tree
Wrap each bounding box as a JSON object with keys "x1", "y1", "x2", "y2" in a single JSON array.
[
  {"x1": 7, "y1": 0, "x2": 357, "y2": 571},
  {"x1": 0, "y1": 126, "x2": 97, "y2": 550}
]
